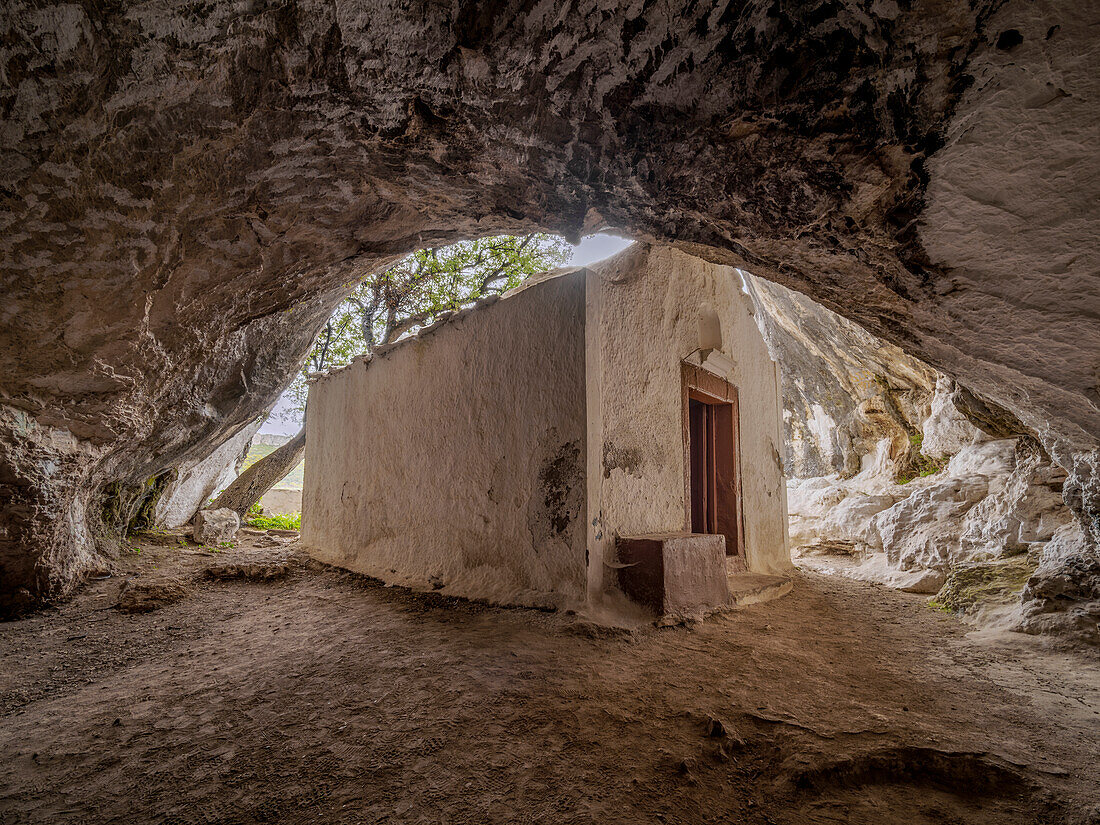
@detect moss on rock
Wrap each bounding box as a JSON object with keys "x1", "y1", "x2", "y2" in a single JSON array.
[{"x1": 929, "y1": 555, "x2": 1039, "y2": 614}]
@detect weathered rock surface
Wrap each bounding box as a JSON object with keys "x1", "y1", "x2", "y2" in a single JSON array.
[
  {"x1": 758, "y1": 273, "x2": 1091, "y2": 632},
  {"x1": 116, "y1": 577, "x2": 189, "y2": 614},
  {"x1": 156, "y1": 418, "x2": 264, "y2": 529},
  {"x1": 192, "y1": 509, "x2": 241, "y2": 546},
  {"x1": 793, "y1": 432, "x2": 1079, "y2": 608},
  {"x1": 203, "y1": 552, "x2": 292, "y2": 582},
  {"x1": 747, "y1": 275, "x2": 937, "y2": 479},
  {"x1": 0, "y1": 0, "x2": 1097, "y2": 619},
  {"x1": 1018, "y1": 522, "x2": 1100, "y2": 644}
]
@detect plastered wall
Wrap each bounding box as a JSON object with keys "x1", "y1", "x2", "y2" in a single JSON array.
[
  {"x1": 585, "y1": 245, "x2": 791, "y2": 599},
  {"x1": 301, "y1": 271, "x2": 588, "y2": 609},
  {"x1": 302, "y1": 245, "x2": 790, "y2": 611}
]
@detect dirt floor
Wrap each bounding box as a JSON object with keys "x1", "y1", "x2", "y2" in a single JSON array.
[{"x1": 1, "y1": 531, "x2": 1098, "y2": 825}]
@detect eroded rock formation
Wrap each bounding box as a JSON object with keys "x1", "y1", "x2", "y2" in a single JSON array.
[
  {"x1": 752, "y1": 275, "x2": 1090, "y2": 638},
  {"x1": 1, "y1": 0, "x2": 1097, "y2": 624}
]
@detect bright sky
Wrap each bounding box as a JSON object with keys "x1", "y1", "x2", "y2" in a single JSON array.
[
  {"x1": 568, "y1": 233, "x2": 633, "y2": 266},
  {"x1": 259, "y1": 234, "x2": 634, "y2": 435}
]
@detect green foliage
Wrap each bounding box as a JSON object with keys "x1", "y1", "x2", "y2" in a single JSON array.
[
  {"x1": 928, "y1": 556, "x2": 1037, "y2": 614},
  {"x1": 896, "y1": 431, "x2": 950, "y2": 484},
  {"x1": 247, "y1": 502, "x2": 263, "y2": 517},
  {"x1": 246, "y1": 512, "x2": 302, "y2": 530},
  {"x1": 280, "y1": 234, "x2": 570, "y2": 418}
]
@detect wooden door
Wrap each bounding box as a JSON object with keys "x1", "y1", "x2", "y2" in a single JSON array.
[{"x1": 682, "y1": 364, "x2": 745, "y2": 565}]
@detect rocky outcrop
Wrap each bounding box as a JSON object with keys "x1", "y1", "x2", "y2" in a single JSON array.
[
  {"x1": 791, "y1": 435, "x2": 1074, "y2": 590},
  {"x1": 1, "y1": 1, "x2": 1097, "y2": 618},
  {"x1": 753, "y1": 270, "x2": 1093, "y2": 637},
  {"x1": 155, "y1": 418, "x2": 264, "y2": 529},
  {"x1": 192, "y1": 509, "x2": 241, "y2": 546},
  {"x1": 746, "y1": 274, "x2": 938, "y2": 479},
  {"x1": 1018, "y1": 523, "x2": 1100, "y2": 644}
]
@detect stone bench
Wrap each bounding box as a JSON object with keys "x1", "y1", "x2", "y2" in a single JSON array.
[{"x1": 615, "y1": 533, "x2": 730, "y2": 616}]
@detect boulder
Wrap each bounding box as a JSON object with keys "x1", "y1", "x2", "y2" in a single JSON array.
[
  {"x1": 193, "y1": 508, "x2": 240, "y2": 546},
  {"x1": 204, "y1": 552, "x2": 292, "y2": 582},
  {"x1": 117, "y1": 577, "x2": 189, "y2": 613},
  {"x1": 920, "y1": 376, "x2": 985, "y2": 457}
]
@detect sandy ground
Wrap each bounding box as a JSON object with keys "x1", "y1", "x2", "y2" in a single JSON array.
[{"x1": 1, "y1": 532, "x2": 1098, "y2": 825}]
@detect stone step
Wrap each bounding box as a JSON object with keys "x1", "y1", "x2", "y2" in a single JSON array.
[{"x1": 726, "y1": 573, "x2": 793, "y2": 607}]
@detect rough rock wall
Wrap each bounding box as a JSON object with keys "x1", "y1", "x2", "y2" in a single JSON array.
[
  {"x1": 746, "y1": 275, "x2": 938, "y2": 480},
  {"x1": 754, "y1": 272, "x2": 1088, "y2": 635},
  {"x1": 1, "y1": 0, "x2": 1097, "y2": 617}
]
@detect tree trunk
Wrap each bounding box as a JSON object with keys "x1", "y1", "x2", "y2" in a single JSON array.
[{"x1": 208, "y1": 428, "x2": 306, "y2": 519}]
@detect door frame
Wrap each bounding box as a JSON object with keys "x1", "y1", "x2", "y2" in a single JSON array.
[{"x1": 680, "y1": 361, "x2": 746, "y2": 563}]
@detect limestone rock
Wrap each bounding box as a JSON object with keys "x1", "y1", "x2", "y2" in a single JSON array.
[
  {"x1": 921, "y1": 376, "x2": 986, "y2": 457},
  {"x1": 933, "y1": 556, "x2": 1038, "y2": 614},
  {"x1": 792, "y1": 436, "x2": 1078, "y2": 609},
  {"x1": 873, "y1": 475, "x2": 992, "y2": 572},
  {"x1": 1017, "y1": 522, "x2": 1100, "y2": 644},
  {"x1": 0, "y1": 0, "x2": 1097, "y2": 623},
  {"x1": 155, "y1": 419, "x2": 264, "y2": 529},
  {"x1": 788, "y1": 480, "x2": 896, "y2": 553},
  {"x1": 116, "y1": 578, "x2": 189, "y2": 614},
  {"x1": 204, "y1": 553, "x2": 292, "y2": 582},
  {"x1": 192, "y1": 509, "x2": 240, "y2": 546},
  {"x1": 746, "y1": 276, "x2": 936, "y2": 479}
]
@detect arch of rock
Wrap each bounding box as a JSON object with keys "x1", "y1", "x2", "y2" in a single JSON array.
[{"x1": 1, "y1": 0, "x2": 1097, "y2": 624}]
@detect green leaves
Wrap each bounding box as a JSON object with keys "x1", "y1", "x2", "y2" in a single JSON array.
[
  {"x1": 246, "y1": 513, "x2": 302, "y2": 531},
  {"x1": 280, "y1": 234, "x2": 570, "y2": 419}
]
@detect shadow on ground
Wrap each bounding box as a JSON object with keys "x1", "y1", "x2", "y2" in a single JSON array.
[{"x1": 1, "y1": 532, "x2": 1097, "y2": 824}]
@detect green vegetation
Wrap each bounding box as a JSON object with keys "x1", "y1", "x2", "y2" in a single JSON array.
[
  {"x1": 928, "y1": 555, "x2": 1037, "y2": 614},
  {"x1": 246, "y1": 512, "x2": 302, "y2": 531},
  {"x1": 896, "y1": 432, "x2": 951, "y2": 484}
]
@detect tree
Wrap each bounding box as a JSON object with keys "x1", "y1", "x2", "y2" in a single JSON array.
[{"x1": 208, "y1": 234, "x2": 570, "y2": 518}]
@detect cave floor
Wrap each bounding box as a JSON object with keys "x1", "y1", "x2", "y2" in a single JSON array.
[{"x1": 1, "y1": 535, "x2": 1098, "y2": 825}]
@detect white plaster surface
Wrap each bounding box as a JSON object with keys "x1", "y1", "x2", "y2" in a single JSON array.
[
  {"x1": 585, "y1": 246, "x2": 791, "y2": 599},
  {"x1": 302, "y1": 245, "x2": 790, "y2": 610},
  {"x1": 301, "y1": 273, "x2": 589, "y2": 609}
]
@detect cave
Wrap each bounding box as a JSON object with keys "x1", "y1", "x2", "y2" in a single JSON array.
[{"x1": 1, "y1": 0, "x2": 1098, "y2": 821}]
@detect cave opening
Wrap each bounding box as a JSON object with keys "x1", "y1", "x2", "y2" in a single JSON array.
[{"x1": 2, "y1": 1, "x2": 1099, "y2": 818}]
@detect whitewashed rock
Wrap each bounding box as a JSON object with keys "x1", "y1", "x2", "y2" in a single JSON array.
[
  {"x1": 193, "y1": 508, "x2": 240, "y2": 546},
  {"x1": 945, "y1": 439, "x2": 1016, "y2": 481},
  {"x1": 921, "y1": 376, "x2": 985, "y2": 456},
  {"x1": 873, "y1": 475, "x2": 991, "y2": 572}
]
